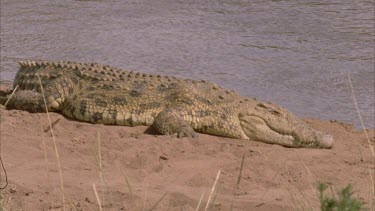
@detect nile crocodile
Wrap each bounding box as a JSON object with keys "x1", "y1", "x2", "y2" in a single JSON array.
[{"x1": 3, "y1": 60, "x2": 334, "y2": 148}]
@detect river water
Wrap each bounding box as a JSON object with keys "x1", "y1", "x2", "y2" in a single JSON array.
[{"x1": 1, "y1": 0, "x2": 374, "y2": 128}]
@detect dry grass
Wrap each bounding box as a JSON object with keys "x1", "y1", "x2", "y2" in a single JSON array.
[
  {"x1": 43, "y1": 118, "x2": 60, "y2": 133},
  {"x1": 142, "y1": 176, "x2": 149, "y2": 211},
  {"x1": 287, "y1": 161, "x2": 323, "y2": 210},
  {"x1": 0, "y1": 190, "x2": 12, "y2": 211},
  {"x1": 2, "y1": 85, "x2": 18, "y2": 108},
  {"x1": 211, "y1": 183, "x2": 221, "y2": 211},
  {"x1": 122, "y1": 172, "x2": 133, "y2": 198},
  {"x1": 236, "y1": 153, "x2": 246, "y2": 189},
  {"x1": 92, "y1": 131, "x2": 120, "y2": 209},
  {"x1": 0, "y1": 85, "x2": 17, "y2": 210},
  {"x1": 148, "y1": 192, "x2": 168, "y2": 211},
  {"x1": 347, "y1": 71, "x2": 374, "y2": 157},
  {"x1": 369, "y1": 168, "x2": 375, "y2": 211},
  {"x1": 347, "y1": 71, "x2": 375, "y2": 210},
  {"x1": 204, "y1": 169, "x2": 221, "y2": 211},
  {"x1": 285, "y1": 163, "x2": 304, "y2": 210},
  {"x1": 195, "y1": 192, "x2": 205, "y2": 211},
  {"x1": 93, "y1": 183, "x2": 103, "y2": 211},
  {"x1": 94, "y1": 132, "x2": 105, "y2": 207},
  {"x1": 302, "y1": 162, "x2": 325, "y2": 209},
  {"x1": 39, "y1": 120, "x2": 50, "y2": 187},
  {"x1": 230, "y1": 153, "x2": 246, "y2": 211},
  {"x1": 0, "y1": 86, "x2": 17, "y2": 209},
  {"x1": 37, "y1": 75, "x2": 66, "y2": 210}
]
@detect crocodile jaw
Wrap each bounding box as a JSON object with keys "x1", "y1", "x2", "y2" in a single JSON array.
[
  {"x1": 291, "y1": 124, "x2": 334, "y2": 148},
  {"x1": 239, "y1": 114, "x2": 333, "y2": 148},
  {"x1": 239, "y1": 101, "x2": 334, "y2": 148}
]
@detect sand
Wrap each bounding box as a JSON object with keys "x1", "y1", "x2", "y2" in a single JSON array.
[{"x1": 0, "y1": 106, "x2": 374, "y2": 210}]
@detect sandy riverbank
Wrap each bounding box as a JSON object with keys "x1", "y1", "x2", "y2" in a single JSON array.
[{"x1": 0, "y1": 107, "x2": 374, "y2": 210}]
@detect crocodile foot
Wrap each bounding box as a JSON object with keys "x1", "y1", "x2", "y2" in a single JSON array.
[{"x1": 153, "y1": 108, "x2": 198, "y2": 138}]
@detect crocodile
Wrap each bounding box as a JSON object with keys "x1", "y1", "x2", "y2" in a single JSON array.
[{"x1": 2, "y1": 60, "x2": 334, "y2": 148}]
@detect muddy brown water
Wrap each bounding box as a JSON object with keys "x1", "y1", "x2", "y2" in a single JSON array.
[{"x1": 0, "y1": 0, "x2": 374, "y2": 128}]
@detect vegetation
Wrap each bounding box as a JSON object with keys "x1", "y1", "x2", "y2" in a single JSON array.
[{"x1": 318, "y1": 183, "x2": 363, "y2": 211}]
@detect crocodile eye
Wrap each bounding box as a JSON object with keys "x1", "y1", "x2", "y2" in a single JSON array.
[
  {"x1": 256, "y1": 103, "x2": 282, "y2": 116},
  {"x1": 257, "y1": 103, "x2": 267, "y2": 108},
  {"x1": 271, "y1": 110, "x2": 282, "y2": 116}
]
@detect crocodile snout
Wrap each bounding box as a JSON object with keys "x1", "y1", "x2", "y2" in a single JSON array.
[
  {"x1": 321, "y1": 134, "x2": 334, "y2": 148},
  {"x1": 292, "y1": 124, "x2": 334, "y2": 148}
]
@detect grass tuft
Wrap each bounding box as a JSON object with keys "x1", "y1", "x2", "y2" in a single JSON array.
[{"x1": 319, "y1": 183, "x2": 363, "y2": 211}]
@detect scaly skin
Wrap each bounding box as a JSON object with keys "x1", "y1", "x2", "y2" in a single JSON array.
[{"x1": 3, "y1": 60, "x2": 334, "y2": 148}]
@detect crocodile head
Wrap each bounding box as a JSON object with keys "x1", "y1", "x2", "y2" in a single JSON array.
[{"x1": 239, "y1": 102, "x2": 334, "y2": 148}]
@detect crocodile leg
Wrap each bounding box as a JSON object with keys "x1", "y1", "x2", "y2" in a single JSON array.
[
  {"x1": 5, "y1": 90, "x2": 45, "y2": 112},
  {"x1": 152, "y1": 108, "x2": 198, "y2": 138},
  {"x1": 5, "y1": 75, "x2": 75, "y2": 113}
]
